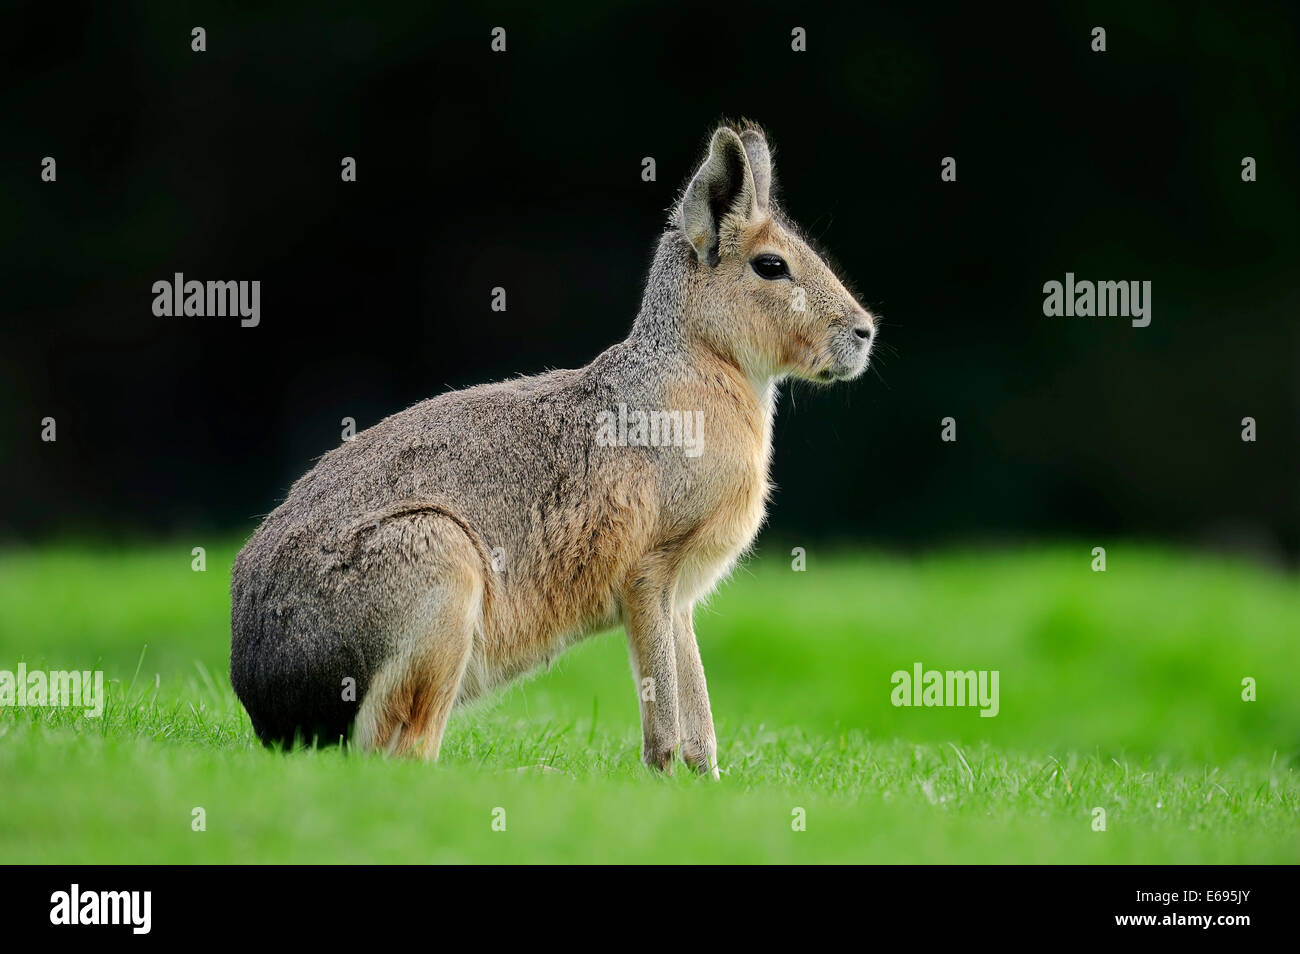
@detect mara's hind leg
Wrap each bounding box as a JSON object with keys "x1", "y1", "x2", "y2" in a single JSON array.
[{"x1": 353, "y1": 512, "x2": 484, "y2": 760}]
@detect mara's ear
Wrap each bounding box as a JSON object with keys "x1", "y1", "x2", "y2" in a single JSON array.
[
  {"x1": 738, "y1": 128, "x2": 772, "y2": 210},
  {"x1": 680, "y1": 127, "x2": 758, "y2": 265}
]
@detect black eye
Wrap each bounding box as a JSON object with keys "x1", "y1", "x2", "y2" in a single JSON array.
[{"x1": 750, "y1": 254, "x2": 790, "y2": 280}]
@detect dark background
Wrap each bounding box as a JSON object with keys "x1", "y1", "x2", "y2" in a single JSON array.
[{"x1": 3, "y1": 2, "x2": 1297, "y2": 556}]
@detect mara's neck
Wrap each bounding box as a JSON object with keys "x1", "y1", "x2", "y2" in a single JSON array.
[{"x1": 627, "y1": 231, "x2": 775, "y2": 401}]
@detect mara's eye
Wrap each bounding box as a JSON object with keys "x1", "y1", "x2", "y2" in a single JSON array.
[{"x1": 750, "y1": 254, "x2": 790, "y2": 280}]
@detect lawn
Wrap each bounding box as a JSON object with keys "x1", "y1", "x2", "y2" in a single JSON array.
[{"x1": 0, "y1": 539, "x2": 1297, "y2": 863}]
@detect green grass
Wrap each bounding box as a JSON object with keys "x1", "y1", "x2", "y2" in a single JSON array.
[{"x1": 1, "y1": 539, "x2": 1297, "y2": 863}]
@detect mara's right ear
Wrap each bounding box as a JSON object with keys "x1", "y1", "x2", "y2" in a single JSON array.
[
  {"x1": 738, "y1": 128, "x2": 772, "y2": 211},
  {"x1": 680, "y1": 127, "x2": 758, "y2": 266}
]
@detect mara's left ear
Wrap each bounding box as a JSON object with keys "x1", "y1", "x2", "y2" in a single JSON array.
[
  {"x1": 738, "y1": 128, "x2": 772, "y2": 211},
  {"x1": 680, "y1": 127, "x2": 759, "y2": 265}
]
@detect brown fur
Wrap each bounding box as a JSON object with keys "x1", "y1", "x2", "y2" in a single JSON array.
[{"x1": 229, "y1": 123, "x2": 876, "y2": 775}]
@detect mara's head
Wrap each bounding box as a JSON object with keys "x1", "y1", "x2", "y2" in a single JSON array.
[{"x1": 673, "y1": 123, "x2": 876, "y2": 384}]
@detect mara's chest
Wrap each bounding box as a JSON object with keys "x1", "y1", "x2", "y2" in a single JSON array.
[{"x1": 668, "y1": 384, "x2": 775, "y2": 603}]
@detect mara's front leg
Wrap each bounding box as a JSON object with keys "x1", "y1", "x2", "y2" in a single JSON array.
[
  {"x1": 624, "y1": 569, "x2": 679, "y2": 772},
  {"x1": 674, "y1": 607, "x2": 719, "y2": 778}
]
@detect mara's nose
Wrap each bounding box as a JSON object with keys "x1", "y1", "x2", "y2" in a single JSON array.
[{"x1": 852, "y1": 321, "x2": 874, "y2": 343}]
